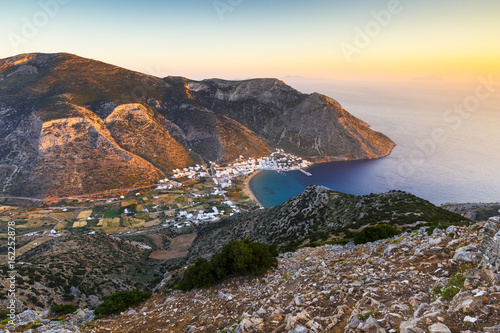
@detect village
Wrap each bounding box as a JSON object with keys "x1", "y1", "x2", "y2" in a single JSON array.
[
  {"x1": 0, "y1": 150, "x2": 312, "y2": 262},
  {"x1": 169, "y1": 149, "x2": 312, "y2": 189}
]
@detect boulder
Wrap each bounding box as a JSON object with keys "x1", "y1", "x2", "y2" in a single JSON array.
[
  {"x1": 454, "y1": 244, "x2": 481, "y2": 262},
  {"x1": 428, "y1": 323, "x2": 451, "y2": 333},
  {"x1": 400, "y1": 319, "x2": 424, "y2": 333}
]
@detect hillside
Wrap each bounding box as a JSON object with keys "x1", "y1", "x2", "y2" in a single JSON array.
[
  {"x1": 4, "y1": 218, "x2": 500, "y2": 332},
  {"x1": 6, "y1": 232, "x2": 175, "y2": 305},
  {"x1": 189, "y1": 186, "x2": 467, "y2": 259},
  {"x1": 0, "y1": 53, "x2": 395, "y2": 198}
]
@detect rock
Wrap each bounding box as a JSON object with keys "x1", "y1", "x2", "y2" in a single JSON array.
[
  {"x1": 72, "y1": 309, "x2": 87, "y2": 320},
  {"x1": 446, "y1": 226, "x2": 458, "y2": 234},
  {"x1": 484, "y1": 325, "x2": 500, "y2": 332},
  {"x1": 413, "y1": 303, "x2": 429, "y2": 317},
  {"x1": 289, "y1": 325, "x2": 311, "y2": 333},
  {"x1": 87, "y1": 295, "x2": 101, "y2": 309},
  {"x1": 17, "y1": 309, "x2": 41, "y2": 324},
  {"x1": 454, "y1": 244, "x2": 481, "y2": 262},
  {"x1": 429, "y1": 237, "x2": 442, "y2": 245},
  {"x1": 70, "y1": 286, "x2": 81, "y2": 298},
  {"x1": 307, "y1": 320, "x2": 322, "y2": 332},
  {"x1": 345, "y1": 316, "x2": 361, "y2": 331},
  {"x1": 360, "y1": 316, "x2": 386, "y2": 333},
  {"x1": 127, "y1": 309, "x2": 137, "y2": 316},
  {"x1": 400, "y1": 319, "x2": 424, "y2": 333},
  {"x1": 428, "y1": 323, "x2": 452, "y2": 333},
  {"x1": 257, "y1": 307, "x2": 267, "y2": 315},
  {"x1": 186, "y1": 325, "x2": 196, "y2": 333},
  {"x1": 235, "y1": 318, "x2": 254, "y2": 333},
  {"x1": 459, "y1": 299, "x2": 477, "y2": 314},
  {"x1": 463, "y1": 316, "x2": 478, "y2": 323},
  {"x1": 384, "y1": 244, "x2": 399, "y2": 256},
  {"x1": 40, "y1": 309, "x2": 52, "y2": 319}
]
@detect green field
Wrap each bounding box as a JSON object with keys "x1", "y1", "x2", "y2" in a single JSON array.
[{"x1": 104, "y1": 207, "x2": 120, "y2": 218}]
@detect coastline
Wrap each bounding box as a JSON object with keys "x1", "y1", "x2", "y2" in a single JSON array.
[{"x1": 243, "y1": 171, "x2": 265, "y2": 208}]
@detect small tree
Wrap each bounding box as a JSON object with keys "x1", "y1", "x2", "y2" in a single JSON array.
[
  {"x1": 354, "y1": 224, "x2": 400, "y2": 244},
  {"x1": 94, "y1": 290, "x2": 151, "y2": 318},
  {"x1": 176, "y1": 239, "x2": 278, "y2": 291}
]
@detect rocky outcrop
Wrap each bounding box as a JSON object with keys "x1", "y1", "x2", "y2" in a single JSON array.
[
  {"x1": 480, "y1": 216, "x2": 500, "y2": 272},
  {"x1": 11, "y1": 222, "x2": 498, "y2": 332},
  {"x1": 0, "y1": 52, "x2": 395, "y2": 197},
  {"x1": 105, "y1": 103, "x2": 192, "y2": 172}
]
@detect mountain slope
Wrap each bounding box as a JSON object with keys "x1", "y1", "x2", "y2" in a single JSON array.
[
  {"x1": 0, "y1": 53, "x2": 395, "y2": 197},
  {"x1": 189, "y1": 185, "x2": 466, "y2": 259}
]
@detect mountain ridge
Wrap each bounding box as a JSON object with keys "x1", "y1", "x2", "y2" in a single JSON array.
[
  {"x1": 0, "y1": 52, "x2": 395, "y2": 197},
  {"x1": 188, "y1": 185, "x2": 466, "y2": 260}
]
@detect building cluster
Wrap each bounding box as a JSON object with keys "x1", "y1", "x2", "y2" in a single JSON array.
[
  {"x1": 211, "y1": 150, "x2": 312, "y2": 189},
  {"x1": 170, "y1": 165, "x2": 210, "y2": 180},
  {"x1": 153, "y1": 150, "x2": 311, "y2": 230},
  {"x1": 162, "y1": 150, "x2": 311, "y2": 190},
  {"x1": 163, "y1": 199, "x2": 242, "y2": 230}
]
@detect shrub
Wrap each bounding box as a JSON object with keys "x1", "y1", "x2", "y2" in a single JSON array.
[
  {"x1": 440, "y1": 272, "x2": 466, "y2": 300},
  {"x1": 357, "y1": 309, "x2": 377, "y2": 321},
  {"x1": 50, "y1": 304, "x2": 77, "y2": 315},
  {"x1": 176, "y1": 239, "x2": 278, "y2": 291},
  {"x1": 353, "y1": 224, "x2": 400, "y2": 244},
  {"x1": 0, "y1": 311, "x2": 8, "y2": 320},
  {"x1": 94, "y1": 290, "x2": 151, "y2": 317},
  {"x1": 431, "y1": 272, "x2": 466, "y2": 301}
]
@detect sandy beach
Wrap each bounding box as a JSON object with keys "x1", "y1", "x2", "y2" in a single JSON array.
[{"x1": 243, "y1": 171, "x2": 264, "y2": 207}]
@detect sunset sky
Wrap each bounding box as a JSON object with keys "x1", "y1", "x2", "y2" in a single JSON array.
[{"x1": 1, "y1": 0, "x2": 498, "y2": 81}]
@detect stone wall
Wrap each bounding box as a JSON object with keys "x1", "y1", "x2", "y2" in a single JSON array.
[{"x1": 480, "y1": 216, "x2": 500, "y2": 272}]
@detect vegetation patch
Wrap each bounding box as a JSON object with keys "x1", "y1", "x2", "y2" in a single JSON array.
[
  {"x1": 50, "y1": 303, "x2": 78, "y2": 315},
  {"x1": 176, "y1": 239, "x2": 278, "y2": 291},
  {"x1": 431, "y1": 272, "x2": 466, "y2": 300},
  {"x1": 353, "y1": 224, "x2": 400, "y2": 244},
  {"x1": 357, "y1": 309, "x2": 377, "y2": 321},
  {"x1": 94, "y1": 290, "x2": 152, "y2": 318}
]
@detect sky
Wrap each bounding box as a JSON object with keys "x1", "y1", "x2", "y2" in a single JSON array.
[{"x1": 0, "y1": 0, "x2": 499, "y2": 82}]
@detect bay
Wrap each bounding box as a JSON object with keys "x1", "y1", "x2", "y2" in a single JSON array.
[{"x1": 249, "y1": 79, "x2": 500, "y2": 208}]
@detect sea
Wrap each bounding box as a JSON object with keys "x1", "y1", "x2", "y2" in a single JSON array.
[{"x1": 249, "y1": 78, "x2": 500, "y2": 208}]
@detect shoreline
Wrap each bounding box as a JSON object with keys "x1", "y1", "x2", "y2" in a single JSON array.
[{"x1": 243, "y1": 171, "x2": 265, "y2": 208}]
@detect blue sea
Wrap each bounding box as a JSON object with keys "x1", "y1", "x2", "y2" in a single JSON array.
[{"x1": 249, "y1": 79, "x2": 500, "y2": 208}]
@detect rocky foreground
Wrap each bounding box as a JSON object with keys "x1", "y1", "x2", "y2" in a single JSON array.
[{"x1": 5, "y1": 217, "x2": 500, "y2": 333}]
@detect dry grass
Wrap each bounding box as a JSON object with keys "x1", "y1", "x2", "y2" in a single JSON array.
[
  {"x1": 76, "y1": 210, "x2": 93, "y2": 220},
  {"x1": 148, "y1": 250, "x2": 188, "y2": 260}
]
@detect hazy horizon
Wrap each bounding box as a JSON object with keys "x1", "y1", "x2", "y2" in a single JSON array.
[{"x1": 1, "y1": 0, "x2": 498, "y2": 83}]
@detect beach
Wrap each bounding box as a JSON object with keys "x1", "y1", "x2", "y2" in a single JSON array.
[{"x1": 243, "y1": 171, "x2": 264, "y2": 207}]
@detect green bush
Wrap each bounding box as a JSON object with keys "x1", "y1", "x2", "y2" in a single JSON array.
[
  {"x1": 50, "y1": 304, "x2": 77, "y2": 315},
  {"x1": 0, "y1": 311, "x2": 8, "y2": 320},
  {"x1": 94, "y1": 290, "x2": 151, "y2": 317},
  {"x1": 353, "y1": 224, "x2": 400, "y2": 244},
  {"x1": 177, "y1": 239, "x2": 278, "y2": 291},
  {"x1": 433, "y1": 272, "x2": 466, "y2": 300}
]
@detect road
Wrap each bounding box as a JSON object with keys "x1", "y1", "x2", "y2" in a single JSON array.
[
  {"x1": 44, "y1": 214, "x2": 65, "y2": 229},
  {"x1": 0, "y1": 196, "x2": 42, "y2": 202},
  {"x1": 0, "y1": 183, "x2": 162, "y2": 203},
  {"x1": 112, "y1": 225, "x2": 170, "y2": 237}
]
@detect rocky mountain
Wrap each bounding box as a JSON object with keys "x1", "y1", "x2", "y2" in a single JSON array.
[
  {"x1": 189, "y1": 186, "x2": 466, "y2": 259},
  {"x1": 441, "y1": 202, "x2": 500, "y2": 221},
  {"x1": 0, "y1": 53, "x2": 395, "y2": 198}
]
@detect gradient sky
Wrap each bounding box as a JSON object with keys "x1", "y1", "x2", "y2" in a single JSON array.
[{"x1": 1, "y1": 0, "x2": 499, "y2": 81}]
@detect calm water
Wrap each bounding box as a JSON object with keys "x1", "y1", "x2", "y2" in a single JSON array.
[{"x1": 250, "y1": 79, "x2": 500, "y2": 207}]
